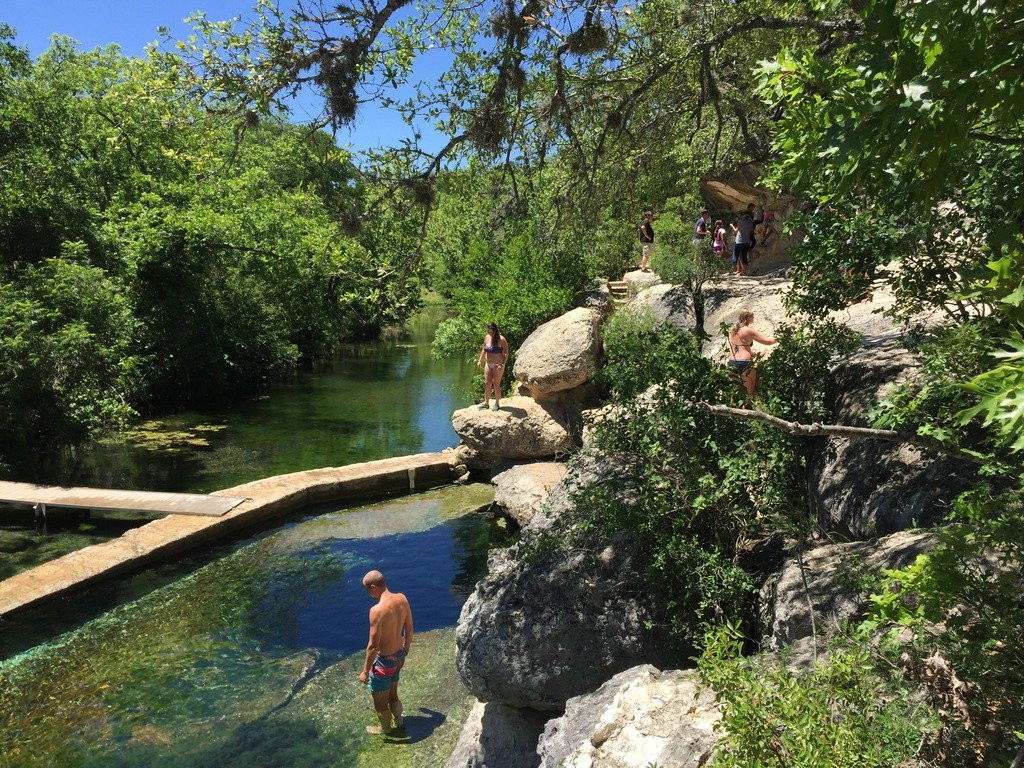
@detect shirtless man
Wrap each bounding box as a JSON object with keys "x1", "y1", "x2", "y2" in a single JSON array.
[{"x1": 359, "y1": 570, "x2": 414, "y2": 734}]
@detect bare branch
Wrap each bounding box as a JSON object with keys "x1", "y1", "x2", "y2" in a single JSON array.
[{"x1": 693, "y1": 402, "x2": 986, "y2": 465}]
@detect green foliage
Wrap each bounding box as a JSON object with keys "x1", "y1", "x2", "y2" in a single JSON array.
[
  {"x1": 759, "y1": 320, "x2": 861, "y2": 423},
  {"x1": 599, "y1": 308, "x2": 700, "y2": 400},
  {"x1": 699, "y1": 624, "x2": 936, "y2": 768},
  {"x1": 0, "y1": 36, "x2": 420, "y2": 463},
  {"x1": 561, "y1": 316, "x2": 860, "y2": 636},
  {"x1": 866, "y1": 485, "x2": 1024, "y2": 762},
  {"x1": 0, "y1": 258, "x2": 140, "y2": 450},
  {"x1": 430, "y1": 224, "x2": 587, "y2": 359}
]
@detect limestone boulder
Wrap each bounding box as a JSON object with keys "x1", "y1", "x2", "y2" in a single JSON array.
[
  {"x1": 760, "y1": 529, "x2": 936, "y2": 650},
  {"x1": 455, "y1": 543, "x2": 665, "y2": 711},
  {"x1": 452, "y1": 397, "x2": 573, "y2": 469},
  {"x1": 446, "y1": 700, "x2": 549, "y2": 768},
  {"x1": 622, "y1": 269, "x2": 660, "y2": 295},
  {"x1": 629, "y1": 284, "x2": 696, "y2": 331},
  {"x1": 575, "y1": 283, "x2": 613, "y2": 317},
  {"x1": 456, "y1": 447, "x2": 670, "y2": 710},
  {"x1": 537, "y1": 665, "x2": 721, "y2": 768},
  {"x1": 513, "y1": 308, "x2": 603, "y2": 396},
  {"x1": 700, "y1": 275, "x2": 790, "y2": 361},
  {"x1": 491, "y1": 462, "x2": 567, "y2": 528},
  {"x1": 810, "y1": 345, "x2": 976, "y2": 539}
]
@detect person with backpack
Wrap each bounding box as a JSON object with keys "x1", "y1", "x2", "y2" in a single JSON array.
[{"x1": 637, "y1": 210, "x2": 655, "y2": 271}]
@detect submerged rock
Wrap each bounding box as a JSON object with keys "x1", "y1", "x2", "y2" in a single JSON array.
[
  {"x1": 452, "y1": 397, "x2": 573, "y2": 469},
  {"x1": 491, "y1": 462, "x2": 567, "y2": 528},
  {"x1": 513, "y1": 308, "x2": 603, "y2": 396},
  {"x1": 760, "y1": 529, "x2": 936, "y2": 650},
  {"x1": 537, "y1": 665, "x2": 721, "y2": 768},
  {"x1": 629, "y1": 284, "x2": 696, "y2": 331},
  {"x1": 810, "y1": 345, "x2": 976, "y2": 539},
  {"x1": 445, "y1": 699, "x2": 549, "y2": 768}
]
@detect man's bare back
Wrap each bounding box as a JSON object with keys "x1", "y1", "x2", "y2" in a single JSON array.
[{"x1": 370, "y1": 591, "x2": 412, "y2": 656}]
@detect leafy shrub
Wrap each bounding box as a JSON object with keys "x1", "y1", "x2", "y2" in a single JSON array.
[
  {"x1": 599, "y1": 307, "x2": 700, "y2": 399},
  {"x1": 867, "y1": 485, "x2": 1024, "y2": 763},
  {"x1": 699, "y1": 624, "x2": 936, "y2": 768},
  {"x1": 431, "y1": 226, "x2": 584, "y2": 360}
]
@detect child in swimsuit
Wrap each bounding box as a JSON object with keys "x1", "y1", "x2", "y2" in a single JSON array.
[{"x1": 712, "y1": 220, "x2": 726, "y2": 255}]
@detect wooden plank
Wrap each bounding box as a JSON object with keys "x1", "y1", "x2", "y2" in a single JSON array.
[{"x1": 0, "y1": 481, "x2": 246, "y2": 518}]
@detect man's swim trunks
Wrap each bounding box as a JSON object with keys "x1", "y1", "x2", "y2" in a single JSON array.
[{"x1": 368, "y1": 648, "x2": 407, "y2": 693}]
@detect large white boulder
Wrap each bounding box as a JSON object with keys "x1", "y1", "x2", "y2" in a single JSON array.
[
  {"x1": 513, "y1": 308, "x2": 603, "y2": 396},
  {"x1": 492, "y1": 462, "x2": 567, "y2": 528},
  {"x1": 629, "y1": 283, "x2": 697, "y2": 331},
  {"x1": 452, "y1": 396, "x2": 573, "y2": 469},
  {"x1": 622, "y1": 269, "x2": 661, "y2": 295},
  {"x1": 537, "y1": 665, "x2": 722, "y2": 768}
]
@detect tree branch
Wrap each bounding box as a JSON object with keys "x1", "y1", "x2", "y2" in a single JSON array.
[{"x1": 693, "y1": 402, "x2": 986, "y2": 465}]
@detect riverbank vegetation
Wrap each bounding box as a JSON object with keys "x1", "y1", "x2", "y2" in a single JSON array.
[{"x1": 0, "y1": 28, "x2": 423, "y2": 467}]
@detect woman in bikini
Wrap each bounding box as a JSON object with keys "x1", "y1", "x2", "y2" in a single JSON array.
[
  {"x1": 728, "y1": 309, "x2": 777, "y2": 397},
  {"x1": 476, "y1": 322, "x2": 509, "y2": 411}
]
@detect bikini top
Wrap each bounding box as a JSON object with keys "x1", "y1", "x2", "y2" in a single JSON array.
[
  {"x1": 730, "y1": 332, "x2": 752, "y2": 354},
  {"x1": 484, "y1": 340, "x2": 503, "y2": 354}
]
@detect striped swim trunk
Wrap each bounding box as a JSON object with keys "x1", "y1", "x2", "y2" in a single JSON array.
[{"x1": 368, "y1": 648, "x2": 407, "y2": 693}]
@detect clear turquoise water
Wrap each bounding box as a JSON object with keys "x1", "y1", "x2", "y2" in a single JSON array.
[
  {"x1": 1, "y1": 307, "x2": 476, "y2": 577},
  {"x1": 0, "y1": 485, "x2": 502, "y2": 768},
  {"x1": 0, "y1": 308, "x2": 500, "y2": 767}
]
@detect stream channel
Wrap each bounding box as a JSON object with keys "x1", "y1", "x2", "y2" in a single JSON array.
[{"x1": 0, "y1": 309, "x2": 508, "y2": 767}]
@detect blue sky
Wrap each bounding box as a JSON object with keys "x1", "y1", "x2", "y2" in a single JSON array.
[{"x1": 2, "y1": 0, "x2": 451, "y2": 154}]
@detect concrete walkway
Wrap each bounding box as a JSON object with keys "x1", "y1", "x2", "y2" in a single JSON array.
[{"x1": 0, "y1": 451, "x2": 455, "y2": 618}]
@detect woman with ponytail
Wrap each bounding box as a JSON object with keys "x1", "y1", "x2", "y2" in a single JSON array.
[{"x1": 728, "y1": 309, "x2": 777, "y2": 396}]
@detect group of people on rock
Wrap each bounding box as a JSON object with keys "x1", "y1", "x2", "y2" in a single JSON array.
[
  {"x1": 637, "y1": 203, "x2": 776, "y2": 277},
  {"x1": 690, "y1": 203, "x2": 775, "y2": 276}
]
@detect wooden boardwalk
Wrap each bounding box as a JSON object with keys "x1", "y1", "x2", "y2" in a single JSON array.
[{"x1": 0, "y1": 481, "x2": 247, "y2": 518}]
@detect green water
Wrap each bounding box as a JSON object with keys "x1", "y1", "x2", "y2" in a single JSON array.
[
  {"x1": 1, "y1": 307, "x2": 475, "y2": 577},
  {"x1": 0, "y1": 484, "x2": 501, "y2": 768}
]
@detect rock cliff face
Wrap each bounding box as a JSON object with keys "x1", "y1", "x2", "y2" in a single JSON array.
[
  {"x1": 455, "y1": 448, "x2": 671, "y2": 711},
  {"x1": 701, "y1": 164, "x2": 800, "y2": 275},
  {"x1": 810, "y1": 345, "x2": 976, "y2": 539},
  {"x1": 537, "y1": 665, "x2": 721, "y2": 768},
  {"x1": 760, "y1": 529, "x2": 936, "y2": 649}
]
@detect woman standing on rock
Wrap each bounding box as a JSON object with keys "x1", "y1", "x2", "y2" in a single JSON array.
[
  {"x1": 728, "y1": 309, "x2": 777, "y2": 397},
  {"x1": 477, "y1": 323, "x2": 509, "y2": 411}
]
